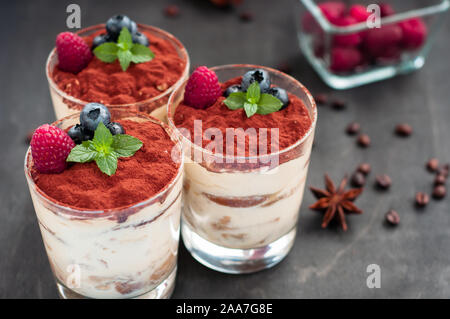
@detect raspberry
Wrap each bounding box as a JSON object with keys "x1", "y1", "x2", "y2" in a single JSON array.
[
  {"x1": 333, "y1": 16, "x2": 363, "y2": 47},
  {"x1": 319, "y1": 1, "x2": 346, "y2": 24},
  {"x1": 380, "y1": 3, "x2": 395, "y2": 17},
  {"x1": 184, "y1": 66, "x2": 221, "y2": 109},
  {"x1": 330, "y1": 47, "x2": 362, "y2": 72},
  {"x1": 364, "y1": 24, "x2": 403, "y2": 59},
  {"x1": 399, "y1": 18, "x2": 427, "y2": 50},
  {"x1": 31, "y1": 124, "x2": 75, "y2": 173},
  {"x1": 56, "y1": 32, "x2": 93, "y2": 73},
  {"x1": 349, "y1": 4, "x2": 370, "y2": 23}
]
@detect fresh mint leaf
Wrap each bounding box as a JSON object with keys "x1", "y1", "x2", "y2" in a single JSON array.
[
  {"x1": 256, "y1": 93, "x2": 283, "y2": 115},
  {"x1": 117, "y1": 50, "x2": 132, "y2": 71},
  {"x1": 66, "y1": 121, "x2": 144, "y2": 176},
  {"x1": 244, "y1": 102, "x2": 258, "y2": 118},
  {"x1": 66, "y1": 143, "x2": 97, "y2": 163},
  {"x1": 95, "y1": 152, "x2": 118, "y2": 176},
  {"x1": 222, "y1": 81, "x2": 285, "y2": 118},
  {"x1": 118, "y1": 27, "x2": 133, "y2": 46},
  {"x1": 112, "y1": 134, "x2": 143, "y2": 157},
  {"x1": 246, "y1": 82, "x2": 260, "y2": 104},
  {"x1": 93, "y1": 27, "x2": 154, "y2": 71},
  {"x1": 93, "y1": 43, "x2": 118, "y2": 63},
  {"x1": 224, "y1": 92, "x2": 246, "y2": 110},
  {"x1": 130, "y1": 44, "x2": 154, "y2": 63}
]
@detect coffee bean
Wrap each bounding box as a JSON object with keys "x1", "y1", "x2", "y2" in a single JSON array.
[
  {"x1": 164, "y1": 5, "x2": 180, "y2": 17},
  {"x1": 395, "y1": 123, "x2": 413, "y2": 137},
  {"x1": 435, "y1": 174, "x2": 446, "y2": 186},
  {"x1": 314, "y1": 93, "x2": 328, "y2": 105},
  {"x1": 239, "y1": 11, "x2": 253, "y2": 22},
  {"x1": 438, "y1": 164, "x2": 449, "y2": 178},
  {"x1": 346, "y1": 122, "x2": 360, "y2": 135},
  {"x1": 426, "y1": 158, "x2": 439, "y2": 172},
  {"x1": 357, "y1": 163, "x2": 371, "y2": 175},
  {"x1": 331, "y1": 99, "x2": 346, "y2": 110},
  {"x1": 415, "y1": 192, "x2": 429, "y2": 207},
  {"x1": 351, "y1": 172, "x2": 366, "y2": 187},
  {"x1": 357, "y1": 134, "x2": 371, "y2": 148},
  {"x1": 432, "y1": 185, "x2": 446, "y2": 199},
  {"x1": 376, "y1": 174, "x2": 391, "y2": 189},
  {"x1": 385, "y1": 210, "x2": 400, "y2": 226}
]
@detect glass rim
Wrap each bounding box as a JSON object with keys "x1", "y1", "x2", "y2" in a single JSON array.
[
  {"x1": 167, "y1": 63, "x2": 318, "y2": 162},
  {"x1": 24, "y1": 107, "x2": 184, "y2": 215},
  {"x1": 45, "y1": 23, "x2": 190, "y2": 108},
  {"x1": 301, "y1": 0, "x2": 450, "y2": 34}
]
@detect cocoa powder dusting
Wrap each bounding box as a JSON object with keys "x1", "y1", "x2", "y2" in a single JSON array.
[{"x1": 31, "y1": 120, "x2": 179, "y2": 210}]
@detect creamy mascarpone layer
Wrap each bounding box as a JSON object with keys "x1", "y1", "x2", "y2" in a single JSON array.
[
  {"x1": 28, "y1": 174, "x2": 182, "y2": 299},
  {"x1": 182, "y1": 135, "x2": 313, "y2": 249}
]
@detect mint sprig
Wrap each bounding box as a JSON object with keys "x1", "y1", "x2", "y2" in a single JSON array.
[
  {"x1": 67, "y1": 122, "x2": 143, "y2": 176},
  {"x1": 223, "y1": 82, "x2": 283, "y2": 118},
  {"x1": 93, "y1": 27, "x2": 154, "y2": 71}
]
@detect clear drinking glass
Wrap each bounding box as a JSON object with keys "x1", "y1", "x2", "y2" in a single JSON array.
[
  {"x1": 24, "y1": 108, "x2": 184, "y2": 298},
  {"x1": 46, "y1": 24, "x2": 190, "y2": 122},
  {"x1": 295, "y1": 0, "x2": 449, "y2": 89},
  {"x1": 167, "y1": 64, "x2": 317, "y2": 274}
]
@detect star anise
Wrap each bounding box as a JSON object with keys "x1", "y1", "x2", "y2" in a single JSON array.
[{"x1": 309, "y1": 174, "x2": 363, "y2": 231}]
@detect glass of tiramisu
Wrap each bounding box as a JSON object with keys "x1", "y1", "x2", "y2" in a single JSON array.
[
  {"x1": 167, "y1": 64, "x2": 317, "y2": 273},
  {"x1": 46, "y1": 15, "x2": 189, "y2": 122},
  {"x1": 24, "y1": 107, "x2": 183, "y2": 298}
]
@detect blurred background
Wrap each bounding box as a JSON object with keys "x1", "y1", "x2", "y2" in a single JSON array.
[{"x1": 1, "y1": 0, "x2": 450, "y2": 298}]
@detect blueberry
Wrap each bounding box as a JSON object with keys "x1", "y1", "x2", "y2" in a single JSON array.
[
  {"x1": 106, "y1": 15, "x2": 138, "y2": 41},
  {"x1": 80, "y1": 103, "x2": 111, "y2": 132},
  {"x1": 132, "y1": 32, "x2": 150, "y2": 46},
  {"x1": 92, "y1": 33, "x2": 113, "y2": 49},
  {"x1": 241, "y1": 69, "x2": 271, "y2": 92},
  {"x1": 107, "y1": 122, "x2": 125, "y2": 135},
  {"x1": 224, "y1": 84, "x2": 242, "y2": 97},
  {"x1": 68, "y1": 124, "x2": 93, "y2": 144},
  {"x1": 267, "y1": 87, "x2": 290, "y2": 109}
]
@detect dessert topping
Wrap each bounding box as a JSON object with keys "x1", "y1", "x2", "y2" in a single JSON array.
[
  {"x1": 183, "y1": 66, "x2": 222, "y2": 109},
  {"x1": 56, "y1": 32, "x2": 93, "y2": 73},
  {"x1": 105, "y1": 15, "x2": 137, "y2": 41},
  {"x1": 223, "y1": 84, "x2": 242, "y2": 97},
  {"x1": 266, "y1": 87, "x2": 289, "y2": 109},
  {"x1": 67, "y1": 123, "x2": 93, "y2": 144},
  {"x1": 224, "y1": 81, "x2": 283, "y2": 118},
  {"x1": 94, "y1": 27, "x2": 154, "y2": 71},
  {"x1": 31, "y1": 124, "x2": 75, "y2": 173},
  {"x1": 309, "y1": 174, "x2": 364, "y2": 231},
  {"x1": 107, "y1": 122, "x2": 126, "y2": 135},
  {"x1": 241, "y1": 69, "x2": 271, "y2": 92},
  {"x1": 80, "y1": 103, "x2": 111, "y2": 132},
  {"x1": 67, "y1": 121, "x2": 142, "y2": 176}
]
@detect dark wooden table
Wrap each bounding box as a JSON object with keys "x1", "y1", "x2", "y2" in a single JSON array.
[{"x1": 1, "y1": 0, "x2": 449, "y2": 298}]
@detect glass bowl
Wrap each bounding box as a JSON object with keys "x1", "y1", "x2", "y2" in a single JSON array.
[{"x1": 296, "y1": 0, "x2": 449, "y2": 89}]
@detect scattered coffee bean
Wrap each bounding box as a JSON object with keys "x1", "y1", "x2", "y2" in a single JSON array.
[
  {"x1": 351, "y1": 171, "x2": 366, "y2": 187},
  {"x1": 239, "y1": 11, "x2": 253, "y2": 22},
  {"x1": 376, "y1": 174, "x2": 392, "y2": 190},
  {"x1": 438, "y1": 164, "x2": 449, "y2": 178},
  {"x1": 385, "y1": 210, "x2": 400, "y2": 226},
  {"x1": 314, "y1": 93, "x2": 328, "y2": 105},
  {"x1": 426, "y1": 158, "x2": 439, "y2": 172},
  {"x1": 415, "y1": 192, "x2": 429, "y2": 207},
  {"x1": 346, "y1": 122, "x2": 360, "y2": 135},
  {"x1": 277, "y1": 61, "x2": 292, "y2": 75},
  {"x1": 357, "y1": 163, "x2": 371, "y2": 175},
  {"x1": 435, "y1": 174, "x2": 446, "y2": 186},
  {"x1": 357, "y1": 134, "x2": 371, "y2": 148},
  {"x1": 164, "y1": 5, "x2": 180, "y2": 17},
  {"x1": 331, "y1": 99, "x2": 346, "y2": 110},
  {"x1": 395, "y1": 123, "x2": 413, "y2": 137},
  {"x1": 432, "y1": 185, "x2": 446, "y2": 199}
]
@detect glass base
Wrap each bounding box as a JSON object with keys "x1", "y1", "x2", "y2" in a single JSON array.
[
  {"x1": 56, "y1": 266, "x2": 177, "y2": 299},
  {"x1": 181, "y1": 221, "x2": 296, "y2": 274}
]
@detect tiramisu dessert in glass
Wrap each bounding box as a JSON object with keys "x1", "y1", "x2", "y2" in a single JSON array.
[
  {"x1": 168, "y1": 65, "x2": 317, "y2": 273},
  {"x1": 46, "y1": 15, "x2": 189, "y2": 121},
  {"x1": 24, "y1": 104, "x2": 183, "y2": 298}
]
